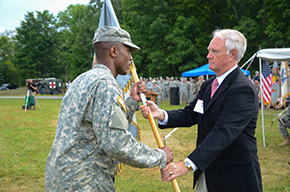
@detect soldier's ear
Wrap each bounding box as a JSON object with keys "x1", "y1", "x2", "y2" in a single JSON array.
[{"x1": 109, "y1": 45, "x2": 118, "y2": 58}]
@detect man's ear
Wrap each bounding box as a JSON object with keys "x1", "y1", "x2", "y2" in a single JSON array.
[
  {"x1": 109, "y1": 46, "x2": 118, "y2": 58},
  {"x1": 229, "y1": 49, "x2": 238, "y2": 61}
]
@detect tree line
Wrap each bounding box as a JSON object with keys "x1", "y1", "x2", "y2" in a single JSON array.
[{"x1": 0, "y1": 0, "x2": 289, "y2": 86}]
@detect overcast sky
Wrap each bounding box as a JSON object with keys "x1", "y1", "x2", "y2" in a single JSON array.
[{"x1": 0, "y1": 0, "x2": 91, "y2": 33}]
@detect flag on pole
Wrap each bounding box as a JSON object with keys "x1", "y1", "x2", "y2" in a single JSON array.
[
  {"x1": 92, "y1": 0, "x2": 120, "y2": 69},
  {"x1": 98, "y1": 0, "x2": 120, "y2": 28},
  {"x1": 261, "y1": 61, "x2": 272, "y2": 105},
  {"x1": 271, "y1": 61, "x2": 280, "y2": 105},
  {"x1": 280, "y1": 61, "x2": 289, "y2": 101}
]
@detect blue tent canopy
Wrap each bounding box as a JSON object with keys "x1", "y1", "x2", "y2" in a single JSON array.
[{"x1": 182, "y1": 63, "x2": 250, "y2": 77}]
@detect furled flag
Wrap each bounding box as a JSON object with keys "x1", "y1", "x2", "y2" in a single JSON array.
[
  {"x1": 271, "y1": 61, "x2": 280, "y2": 105},
  {"x1": 280, "y1": 61, "x2": 289, "y2": 101},
  {"x1": 261, "y1": 61, "x2": 272, "y2": 105},
  {"x1": 92, "y1": 0, "x2": 120, "y2": 69},
  {"x1": 92, "y1": 0, "x2": 141, "y2": 174}
]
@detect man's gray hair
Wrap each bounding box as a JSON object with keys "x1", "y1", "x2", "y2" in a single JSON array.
[{"x1": 213, "y1": 29, "x2": 247, "y2": 62}]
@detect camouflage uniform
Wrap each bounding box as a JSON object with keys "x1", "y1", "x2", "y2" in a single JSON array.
[
  {"x1": 278, "y1": 106, "x2": 290, "y2": 138},
  {"x1": 189, "y1": 79, "x2": 197, "y2": 102},
  {"x1": 152, "y1": 83, "x2": 162, "y2": 107},
  {"x1": 182, "y1": 80, "x2": 190, "y2": 104},
  {"x1": 163, "y1": 78, "x2": 170, "y2": 100},
  {"x1": 45, "y1": 64, "x2": 167, "y2": 192}
]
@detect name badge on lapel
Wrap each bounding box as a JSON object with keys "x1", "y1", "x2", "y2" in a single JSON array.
[{"x1": 193, "y1": 99, "x2": 204, "y2": 114}]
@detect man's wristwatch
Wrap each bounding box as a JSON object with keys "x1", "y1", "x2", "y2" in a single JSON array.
[{"x1": 183, "y1": 160, "x2": 193, "y2": 170}]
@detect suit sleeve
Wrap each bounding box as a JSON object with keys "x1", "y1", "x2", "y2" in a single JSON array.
[
  {"x1": 188, "y1": 83, "x2": 258, "y2": 171},
  {"x1": 158, "y1": 80, "x2": 211, "y2": 129}
]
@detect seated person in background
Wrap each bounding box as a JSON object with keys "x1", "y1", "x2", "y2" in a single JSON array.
[{"x1": 276, "y1": 97, "x2": 290, "y2": 146}]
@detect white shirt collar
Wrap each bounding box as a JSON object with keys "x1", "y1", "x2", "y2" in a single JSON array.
[{"x1": 215, "y1": 65, "x2": 238, "y2": 87}]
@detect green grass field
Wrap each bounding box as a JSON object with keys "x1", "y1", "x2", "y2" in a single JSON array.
[{"x1": 0, "y1": 93, "x2": 289, "y2": 191}]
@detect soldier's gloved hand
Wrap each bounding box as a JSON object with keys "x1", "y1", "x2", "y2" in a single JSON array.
[{"x1": 160, "y1": 146, "x2": 173, "y2": 164}]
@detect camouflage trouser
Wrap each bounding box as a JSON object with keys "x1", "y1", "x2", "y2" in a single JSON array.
[
  {"x1": 182, "y1": 92, "x2": 189, "y2": 104},
  {"x1": 156, "y1": 96, "x2": 161, "y2": 107},
  {"x1": 278, "y1": 121, "x2": 290, "y2": 138}
]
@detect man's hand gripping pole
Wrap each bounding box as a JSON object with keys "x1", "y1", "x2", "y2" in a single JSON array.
[{"x1": 130, "y1": 61, "x2": 181, "y2": 192}]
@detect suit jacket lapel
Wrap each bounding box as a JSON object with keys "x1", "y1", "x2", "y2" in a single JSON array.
[{"x1": 203, "y1": 78, "x2": 213, "y2": 111}]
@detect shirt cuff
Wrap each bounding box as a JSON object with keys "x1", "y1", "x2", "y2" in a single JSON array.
[
  {"x1": 185, "y1": 157, "x2": 198, "y2": 172},
  {"x1": 157, "y1": 110, "x2": 168, "y2": 125}
]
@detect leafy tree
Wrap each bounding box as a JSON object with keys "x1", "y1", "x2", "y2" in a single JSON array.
[
  {"x1": 261, "y1": 0, "x2": 290, "y2": 48},
  {"x1": 121, "y1": 0, "x2": 210, "y2": 77},
  {"x1": 121, "y1": 0, "x2": 269, "y2": 77},
  {"x1": 0, "y1": 31, "x2": 18, "y2": 84},
  {"x1": 57, "y1": 1, "x2": 101, "y2": 80},
  {"x1": 14, "y1": 10, "x2": 60, "y2": 81},
  {"x1": 5, "y1": 0, "x2": 289, "y2": 81}
]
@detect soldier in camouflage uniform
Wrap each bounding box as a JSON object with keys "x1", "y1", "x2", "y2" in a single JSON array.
[
  {"x1": 45, "y1": 26, "x2": 173, "y2": 192},
  {"x1": 152, "y1": 80, "x2": 162, "y2": 107},
  {"x1": 163, "y1": 77, "x2": 170, "y2": 100},
  {"x1": 277, "y1": 98, "x2": 290, "y2": 146},
  {"x1": 196, "y1": 75, "x2": 204, "y2": 92},
  {"x1": 181, "y1": 78, "x2": 190, "y2": 105},
  {"x1": 189, "y1": 78, "x2": 197, "y2": 102}
]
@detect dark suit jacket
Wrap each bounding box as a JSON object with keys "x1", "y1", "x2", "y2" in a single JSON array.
[{"x1": 160, "y1": 68, "x2": 262, "y2": 192}]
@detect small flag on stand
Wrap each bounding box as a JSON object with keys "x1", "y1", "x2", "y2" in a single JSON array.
[
  {"x1": 280, "y1": 61, "x2": 289, "y2": 102},
  {"x1": 261, "y1": 61, "x2": 272, "y2": 105},
  {"x1": 271, "y1": 61, "x2": 280, "y2": 106}
]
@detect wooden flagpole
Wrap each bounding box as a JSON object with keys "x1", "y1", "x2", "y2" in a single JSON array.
[{"x1": 130, "y1": 61, "x2": 181, "y2": 192}]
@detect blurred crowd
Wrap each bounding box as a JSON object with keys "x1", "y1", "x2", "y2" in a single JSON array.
[{"x1": 140, "y1": 75, "x2": 205, "y2": 106}]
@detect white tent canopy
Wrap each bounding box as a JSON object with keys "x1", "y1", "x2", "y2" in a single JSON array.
[
  {"x1": 244, "y1": 48, "x2": 290, "y2": 148},
  {"x1": 256, "y1": 48, "x2": 290, "y2": 61}
]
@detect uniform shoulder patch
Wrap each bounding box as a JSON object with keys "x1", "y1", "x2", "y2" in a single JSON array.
[{"x1": 117, "y1": 95, "x2": 127, "y2": 112}]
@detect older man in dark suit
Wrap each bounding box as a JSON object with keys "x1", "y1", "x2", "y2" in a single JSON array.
[{"x1": 140, "y1": 29, "x2": 262, "y2": 192}]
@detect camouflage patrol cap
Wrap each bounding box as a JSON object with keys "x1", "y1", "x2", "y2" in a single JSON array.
[{"x1": 93, "y1": 26, "x2": 140, "y2": 52}]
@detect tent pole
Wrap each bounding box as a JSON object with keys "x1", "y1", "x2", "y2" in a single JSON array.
[
  {"x1": 259, "y1": 58, "x2": 266, "y2": 148},
  {"x1": 241, "y1": 53, "x2": 257, "y2": 69}
]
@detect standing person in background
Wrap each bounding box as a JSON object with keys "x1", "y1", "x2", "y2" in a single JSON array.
[
  {"x1": 27, "y1": 79, "x2": 37, "y2": 110},
  {"x1": 65, "y1": 80, "x2": 71, "y2": 92},
  {"x1": 159, "y1": 77, "x2": 165, "y2": 101},
  {"x1": 163, "y1": 77, "x2": 170, "y2": 100},
  {"x1": 174, "y1": 77, "x2": 180, "y2": 88},
  {"x1": 140, "y1": 29, "x2": 262, "y2": 192},
  {"x1": 146, "y1": 77, "x2": 153, "y2": 91},
  {"x1": 169, "y1": 77, "x2": 175, "y2": 88},
  {"x1": 189, "y1": 78, "x2": 197, "y2": 102},
  {"x1": 196, "y1": 75, "x2": 204, "y2": 92},
  {"x1": 152, "y1": 80, "x2": 162, "y2": 107},
  {"x1": 253, "y1": 71, "x2": 260, "y2": 84},
  {"x1": 182, "y1": 77, "x2": 190, "y2": 105},
  {"x1": 45, "y1": 26, "x2": 173, "y2": 192}
]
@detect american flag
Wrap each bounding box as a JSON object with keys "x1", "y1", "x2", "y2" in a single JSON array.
[{"x1": 261, "y1": 61, "x2": 272, "y2": 105}]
